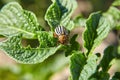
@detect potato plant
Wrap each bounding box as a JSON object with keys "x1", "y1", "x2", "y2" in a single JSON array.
[{"x1": 0, "y1": 0, "x2": 120, "y2": 80}]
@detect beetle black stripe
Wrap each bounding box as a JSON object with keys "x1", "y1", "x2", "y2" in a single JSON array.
[
  {"x1": 55, "y1": 26, "x2": 60, "y2": 35},
  {"x1": 55, "y1": 26, "x2": 68, "y2": 36},
  {"x1": 59, "y1": 26, "x2": 63, "y2": 34},
  {"x1": 58, "y1": 26, "x2": 61, "y2": 34}
]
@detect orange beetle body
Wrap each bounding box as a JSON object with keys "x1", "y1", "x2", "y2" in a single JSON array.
[
  {"x1": 58, "y1": 34, "x2": 68, "y2": 44},
  {"x1": 53, "y1": 26, "x2": 68, "y2": 44}
]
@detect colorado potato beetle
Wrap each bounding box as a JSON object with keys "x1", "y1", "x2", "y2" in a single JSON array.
[{"x1": 53, "y1": 26, "x2": 68, "y2": 44}]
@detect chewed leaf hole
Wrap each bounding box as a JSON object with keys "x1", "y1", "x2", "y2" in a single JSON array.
[{"x1": 21, "y1": 39, "x2": 39, "y2": 48}]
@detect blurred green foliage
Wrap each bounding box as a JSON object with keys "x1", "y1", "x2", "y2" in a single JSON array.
[
  {"x1": 90, "y1": 0, "x2": 114, "y2": 12},
  {"x1": 0, "y1": 54, "x2": 69, "y2": 80}
]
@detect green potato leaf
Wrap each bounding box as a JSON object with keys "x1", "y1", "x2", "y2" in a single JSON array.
[
  {"x1": 37, "y1": 31, "x2": 57, "y2": 48},
  {"x1": 70, "y1": 52, "x2": 98, "y2": 80},
  {"x1": 0, "y1": 2, "x2": 42, "y2": 39},
  {"x1": 70, "y1": 51, "x2": 86, "y2": 80},
  {"x1": 0, "y1": 34, "x2": 62, "y2": 64},
  {"x1": 99, "y1": 46, "x2": 117, "y2": 72},
  {"x1": 84, "y1": 11, "x2": 114, "y2": 55},
  {"x1": 79, "y1": 54, "x2": 98, "y2": 80},
  {"x1": 83, "y1": 12, "x2": 101, "y2": 55},
  {"x1": 104, "y1": 0, "x2": 120, "y2": 29},
  {"x1": 45, "y1": 0, "x2": 77, "y2": 30},
  {"x1": 105, "y1": 7, "x2": 120, "y2": 29},
  {"x1": 106, "y1": 7, "x2": 120, "y2": 20}
]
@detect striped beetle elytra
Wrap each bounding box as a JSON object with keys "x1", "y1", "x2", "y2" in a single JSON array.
[{"x1": 54, "y1": 26, "x2": 68, "y2": 44}]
